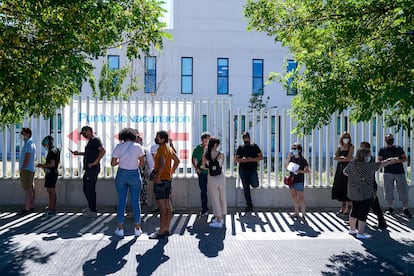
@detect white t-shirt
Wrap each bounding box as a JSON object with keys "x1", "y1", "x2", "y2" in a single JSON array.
[
  {"x1": 112, "y1": 141, "x2": 145, "y2": 170},
  {"x1": 143, "y1": 146, "x2": 154, "y2": 171},
  {"x1": 150, "y1": 144, "x2": 159, "y2": 155}
]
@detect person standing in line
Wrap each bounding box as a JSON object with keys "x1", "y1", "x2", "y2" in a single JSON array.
[
  {"x1": 136, "y1": 134, "x2": 155, "y2": 207},
  {"x1": 332, "y1": 131, "x2": 354, "y2": 215},
  {"x1": 150, "y1": 136, "x2": 176, "y2": 213},
  {"x1": 111, "y1": 128, "x2": 145, "y2": 238},
  {"x1": 18, "y1": 127, "x2": 37, "y2": 215},
  {"x1": 192, "y1": 132, "x2": 211, "y2": 216},
  {"x1": 70, "y1": 126, "x2": 106, "y2": 217},
  {"x1": 360, "y1": 142, "x2": 387, "y2": 229},
  {"x1": 235, "y1": 132, "x2": 263, "y2": 212},
  {"x1": 149, "y1": 130, "x2": 180, "y2": 239},
  {"x1": 284, "y1": 143, "x2": 309, "y2": 222},
  {"x1": 344, "y1": 148, "x2": 396, "y2": 239},
  {"x1": 202, "y1": 137, "x2": 227, "y2": 228},
  {"x1": 36, "y1": 136, "x2": 60, "y2": 216},
  {"x1": 378, "y1": 134, "x2": 412, "y2": 218}
]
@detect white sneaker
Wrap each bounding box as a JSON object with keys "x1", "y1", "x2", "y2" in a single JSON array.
[
  {"x1": 356, "y1": 233, "x2": 371, "y2": 239},
  {"x1": 114, "y1": 228, "x2": 124, "y2": 237},
  {"x1": 348, "y1": 230, "x2": 357, "y2": 235},
  {"x1": 134, "y1": 228, "x2": 142, "y2": 237},
  {"x1": 209, "y1": 220, "x2": 223, "y2": 228}
]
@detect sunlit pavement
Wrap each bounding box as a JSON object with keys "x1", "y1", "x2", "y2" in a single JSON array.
[{"x1": 1, "y1": 208, "x2": 413, "y2": 275}]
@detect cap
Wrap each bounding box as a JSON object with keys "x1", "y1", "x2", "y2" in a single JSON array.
[{"x1": 81, "y1": 126, "x2": 92, "y2": 132}]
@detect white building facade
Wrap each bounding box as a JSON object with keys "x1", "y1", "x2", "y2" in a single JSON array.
[{"x1": 83, "y1": 0, "x2": 294, "y2": 110}]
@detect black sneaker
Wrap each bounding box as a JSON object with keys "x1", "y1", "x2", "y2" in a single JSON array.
[
  {"x1": 385, "y1": 207, "x2": 394, "y2": 214},
  {"x1": 199, "y1": 210, "x2": 209, "y2": 216},
  {"x1": 148, "y1": 231, "x2": 170, "y2": 239},
  {"x1": 18, "y1": 209, "x2": 30, "y2": 216},
  {"x1": 377, "y1": 221, "x2": 387, "y2": 229},
  {"x1": 403, "y1": 209, "x2": 412, "y2": 218}
]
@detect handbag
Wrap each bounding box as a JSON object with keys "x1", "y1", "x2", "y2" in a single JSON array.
[{"x1": 284, "y1": 175, "x2": 294, "y2": 186}]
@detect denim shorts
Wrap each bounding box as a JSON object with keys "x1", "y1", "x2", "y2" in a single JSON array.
[
  {"x1": 153, "y1": 180, "x2": 172, "y2": 200},
  {"x1": 290, "y1": 182, "x2": 304, "y2": 192}
]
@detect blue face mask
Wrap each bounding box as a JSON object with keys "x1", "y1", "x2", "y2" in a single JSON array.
[
  {"x1": 292, "y1": 150, "x2": 298, "y2": 155},
  {"x1": 365, "y1": 156, "x2": 371, "y2": 163}
]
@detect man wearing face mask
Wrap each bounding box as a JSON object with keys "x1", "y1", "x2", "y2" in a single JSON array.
[
  {"x1": 378, "y1": 134, "x2": 412, "y2": 218},
  {"x1": 70, "y1": 126, "x2": 106, "y2": 217},
  {"x1": 18, "y1": 128, "x2": 37, "y2": 215},
  {"x1": 235, "y1": 132, "x2": 263, "y2": 212}
]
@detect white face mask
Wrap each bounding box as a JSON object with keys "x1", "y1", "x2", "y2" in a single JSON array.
[
  {"x1": 343, "y1": 138, "x2": 350, "y2": 144},
  {"x1": 365, "y1": 156, "x2": 371, "y2": 163}
]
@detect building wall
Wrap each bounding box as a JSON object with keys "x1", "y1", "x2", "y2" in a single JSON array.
[
  {"x1": 2, "y1": 177, "x2": 413, "y2": 208},
  {"x1": 82, "y1": 0, "x2": 293, "y2": 110}
]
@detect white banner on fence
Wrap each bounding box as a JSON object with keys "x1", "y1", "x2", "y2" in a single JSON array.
[{"x1": 62, "y1": 99, "x2": 193, "y2": 168}]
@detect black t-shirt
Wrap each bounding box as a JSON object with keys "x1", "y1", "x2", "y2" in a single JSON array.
[
  {"x1": 46, "y1": 147, "x2": 60, "y2": 172},
  {"x1": 378, "y1": 145, "x2": 405, "y2": 174},
  {"x1": 83, "y1": 137, "x2": 103, "y2": 170},
  {"x1": 236, "y1": 143, "x2": 262, "y2": 170},
  {"x1": 289, "y1": 156, "x2": 309, "y2": 183}
]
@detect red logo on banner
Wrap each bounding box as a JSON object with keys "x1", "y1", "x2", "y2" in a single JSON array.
[
  {"x1": 179, "y1": 149, "x2": 189, "y2": 160},
  {"x1": 169, "y1": 131, "x2": 189, "y2": 141},
  {"x1": 67, "y1": 129, "x2": 86, "y2": 144}
]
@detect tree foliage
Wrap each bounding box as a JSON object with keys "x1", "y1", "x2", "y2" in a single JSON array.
[
  {"x1": 244, "y1": 0, "x2": 414, "y2": 134},
  {"x1": 0, "y1": 0, "x2": 170, "y2": 125}
]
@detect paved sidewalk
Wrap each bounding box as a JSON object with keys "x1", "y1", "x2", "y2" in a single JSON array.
[{"x1": 0, "y1": 207, "x2": 413, "y2": 275}]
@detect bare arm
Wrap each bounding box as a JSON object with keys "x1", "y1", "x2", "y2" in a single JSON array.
[
  {"x1": 170, "y1": 152, "x2": 180, "y2": 175},
  {"x1": 111, "y1": 157, "x2": 118, "y2": 167}
]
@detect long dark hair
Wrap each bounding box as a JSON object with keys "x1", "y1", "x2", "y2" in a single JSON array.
[{"x1": 205, "y1": 137, "x2": 220, "y2": 160}]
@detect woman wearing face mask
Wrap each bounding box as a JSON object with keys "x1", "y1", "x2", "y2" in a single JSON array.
[
  {"x1": 343, "y1": 148, "x2": 396, "y2": 239},
  {"x1": 332, "y1": 131, "x2": 354, "y2": 215},
  {"x1": 284, "y1": 143, "x2": 309, "y2": 222}
]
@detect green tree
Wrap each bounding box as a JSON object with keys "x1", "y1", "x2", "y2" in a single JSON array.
[
  {"x1": 90, "y1": 62, "x2": 140, "y2": 100},
  {"x1": 244, "y1": 0, "x2": 414, "y2": 134},
  {"x1": 0, "y1": 0, "x2": 170, "y2": 125}
]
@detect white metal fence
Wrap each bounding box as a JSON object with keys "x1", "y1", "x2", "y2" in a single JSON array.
[{"x1": 1, "y1": 96, "x2": 413, "y2": 188}]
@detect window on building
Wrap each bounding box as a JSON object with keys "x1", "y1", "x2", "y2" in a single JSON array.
[
  {"x1": 145, "y1": 56, "x2": 157, "y2": 94},
  {"x1": 217, "y1": 58, "x2": 229, "y2": 95},
  {"x1": 252, "y1": 59, "x2": 264, "y2": 95},
  {"x1": 287, "y1": 59, "x2": 298, "y2": 95},
  {"x1": 337, "y1": 116, "x2": 349, "y2": 135},
  {"x1": 107, "y1": 55, "x2": 120, "y2": 86},
  {"x1": 202, "y1": 115, "x2": 207, "y2": 132},
  {"x1": 181, "y1": 57, "x2": 193, "y2": 94},
  {"x1": 108, "y1": 55, "x2": 120, "y2": 70}
]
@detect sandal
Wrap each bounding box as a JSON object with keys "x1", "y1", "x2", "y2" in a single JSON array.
[{"x1": 290, "y1": 213, "x2": 300, "y2": 219}]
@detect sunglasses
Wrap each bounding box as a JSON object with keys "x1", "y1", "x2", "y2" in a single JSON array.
[{"x1": 291, "y1": 148, "x2": 297, "y2": 150}]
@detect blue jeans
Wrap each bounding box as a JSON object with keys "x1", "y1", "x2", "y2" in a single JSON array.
[
  {"x1": 115, "y1": 168, "x2": 142, "y2": 225},
  {"x1": 198, "y1": 172, "x2": 208, "y2": 212},
  {"x1": 239, "y1": 169, "x2": 259, "y2": 207}
]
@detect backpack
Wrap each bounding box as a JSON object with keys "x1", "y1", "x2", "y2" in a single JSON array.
[{"x1": 208, "y1": 152, "x2": 222, "y2": 176}]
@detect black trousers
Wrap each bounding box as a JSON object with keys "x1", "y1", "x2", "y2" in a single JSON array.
[{"x1": 371, "y1": 194, "x2": 386, "y2": 225}]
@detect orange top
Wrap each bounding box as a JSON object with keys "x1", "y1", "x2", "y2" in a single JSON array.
[{"x1": 154, "y1": 144, "x2": 175, "y2": 180}]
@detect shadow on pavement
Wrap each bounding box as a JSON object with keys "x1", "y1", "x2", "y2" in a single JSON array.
[
  {"x1": 186, "y1": 215, "x2": 225, "y2": 258},
  {"x1": 322, "y1": 213, "x2": 414, "y2": 275},
  {"x1": 136, "y1": 239, "x2": 169, "y2": 275},
  {"x1": 83, "y1": 236, "x2": 136, "y2": 275}
]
